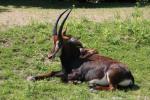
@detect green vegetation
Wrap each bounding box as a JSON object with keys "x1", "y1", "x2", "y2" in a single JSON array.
[{"x1": 0, "y1": 8, "x2": 150, "y2": 100}]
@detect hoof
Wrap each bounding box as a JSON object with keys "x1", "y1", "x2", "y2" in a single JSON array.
[
  {"x1": 89, "y1": 88, "x2": 98, "y2": 93},
  {"x1": 73, "y1": 80, "x2": 82, "y2": 84},
  {"x1": 88, "y1": 82, "x2": 96, "y2": 88},
  {"x1": 27, "y1": 76, "x2": 35, "y2": 81}
]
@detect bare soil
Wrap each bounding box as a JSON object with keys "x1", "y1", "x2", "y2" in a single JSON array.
[{"x1": 0, "y1": 6, "x2": 150, "y2": 30}]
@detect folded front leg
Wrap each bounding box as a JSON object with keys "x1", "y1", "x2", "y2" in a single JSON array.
[{"x1": 27, "y1": 71, "x2": 63, "y2": 81}]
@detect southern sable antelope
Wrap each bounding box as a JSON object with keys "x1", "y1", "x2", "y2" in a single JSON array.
[{"x1": 27, "y1": 9, "x2": 135, "y2": 90}]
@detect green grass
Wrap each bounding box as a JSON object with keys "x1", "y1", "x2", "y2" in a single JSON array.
[{"x1": 0, "y1": 15, "x2": 150, "y2": 100}]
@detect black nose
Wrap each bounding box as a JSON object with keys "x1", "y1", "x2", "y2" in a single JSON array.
[{"x1": 48, "y1": 54, "x2": 53, "y2": 59}]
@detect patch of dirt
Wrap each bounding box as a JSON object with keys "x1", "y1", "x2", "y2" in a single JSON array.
[
  {"x1": 0, "y1": 7, "x2": 149, "y2": 30},
  {"x1": 0, "y1": 10, "x2": 50, "y2": 28},
  {"x1": 0, "y1": 38, "x2": 12, "y2": 48}
]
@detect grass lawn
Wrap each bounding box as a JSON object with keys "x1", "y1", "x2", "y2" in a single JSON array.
[{"x1": 0, "y1": 2, "x2": 150, "y2": 100}]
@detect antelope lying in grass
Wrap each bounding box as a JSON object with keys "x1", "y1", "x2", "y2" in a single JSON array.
[{"x1": 27, "y1": 9, "x2": 134, "y2": 91}]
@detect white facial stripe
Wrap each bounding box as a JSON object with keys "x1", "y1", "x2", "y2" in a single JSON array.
[
  {"x1": 55, "y1": 41, "x2": 62, "y2": 57},
  {"x1": 55, "y1": 41, "x2": 59, "y2": 50},
  {"x1": 56, "y1": 48, "x2": 62, "y2": 57}
]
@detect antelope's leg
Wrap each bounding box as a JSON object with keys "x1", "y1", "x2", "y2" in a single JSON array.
[
  {"x1": 61, "y1": 72, "x2": 68, "y2": 83},
  {"x1": 94, "y1": 84, "x2": 117, "y2": 91},
  {"x1": 27, "y1": 71, "x2": 63, "y2": 81},
  {"x1": 89, "y1": 80, "x2": 117, "y2": 91},
  {"x1": 88, "y1": 72, "x2": 117, "y2": 91}
]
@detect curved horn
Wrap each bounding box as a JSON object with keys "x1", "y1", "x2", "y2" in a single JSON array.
[
  {"x1": 58, "y1": 9, "x2": 72, "y2": 41},
  {"x1": 53, "y1": 9, "x2": 69, "y2": 36}
]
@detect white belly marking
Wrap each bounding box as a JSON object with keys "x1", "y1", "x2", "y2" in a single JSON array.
[
  {"x1": 118, "y1": 79, "x2": 132, "y2": 86},
  {"x1": 89, "y1": 75, "x2": 109, "y2": 86}
]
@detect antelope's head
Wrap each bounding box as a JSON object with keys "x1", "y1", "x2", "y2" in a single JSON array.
[{"x1": 48, "y1": 9, "x2": 83, "y2": 59}]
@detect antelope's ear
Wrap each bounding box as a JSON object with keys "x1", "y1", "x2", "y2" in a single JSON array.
[
  {"x1": 62, "y1": 27, "x2": 67, "y2": 36},
  {"x1": 75, "y1": 36, "x2": 81, "y2": 40},
  {"x1": 62, "y1": 27, "x2": 71, "y2": 40}
]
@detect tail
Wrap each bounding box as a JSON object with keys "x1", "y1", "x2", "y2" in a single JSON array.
[{"x1": 128, "y1": 71, "x2": 135, "y2": 88}]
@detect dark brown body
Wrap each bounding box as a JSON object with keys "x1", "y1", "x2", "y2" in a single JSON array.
[
  {"x1": 68, "y1": 54, "x2": 134, "y2": 90},
  {"x1": 27, "y1": 9, "x2": 134, "y2": 91}
]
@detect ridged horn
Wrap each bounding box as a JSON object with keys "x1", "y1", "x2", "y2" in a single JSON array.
[
  {"x1": 58, "y1": 9, "x2": 72, "y2": 41},
  {"x1": 52, "y1": 9, "x2": 69, "y2": 36}
]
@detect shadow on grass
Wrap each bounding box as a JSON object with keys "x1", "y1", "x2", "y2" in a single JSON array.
[
  {"x1": 0, "y1": 8, "x2": 10, "y2": 13},
  {"x1": 117, "y1": 84, "x2": 140, "y2": 92},
  {"x1": 0, "y1": 0, "x2": 136, "y2": 9}
]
